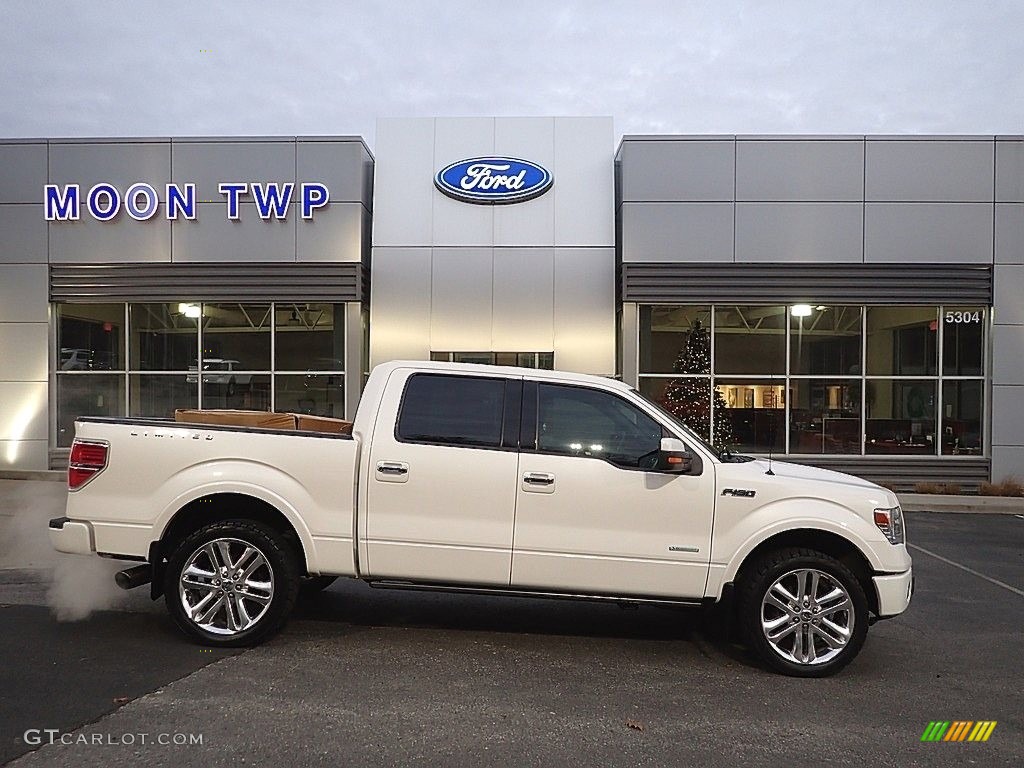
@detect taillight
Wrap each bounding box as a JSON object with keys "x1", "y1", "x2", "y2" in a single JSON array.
[{"x1": 68, "y1": 439, "x2": 109, "y2": 490}]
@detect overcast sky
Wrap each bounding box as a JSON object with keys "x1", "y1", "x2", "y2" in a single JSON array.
[{"x1": 2, "y1": 1, "x2": 1021, "y2": 148}]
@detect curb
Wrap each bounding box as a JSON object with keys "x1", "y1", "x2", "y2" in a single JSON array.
[{"x1": 897, "y1": 493, "x2": 1024, "y2": 515}]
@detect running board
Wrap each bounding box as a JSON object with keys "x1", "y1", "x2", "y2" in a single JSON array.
[{"x1": 367, "y1": 580, "x2": 704, "y2": 608}]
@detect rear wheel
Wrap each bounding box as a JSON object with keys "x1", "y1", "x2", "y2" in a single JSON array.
[
  {"x1": 164, "y1": 520, "x2": 300, "y2": 647},
  {"x1": 736, "y1": 547, "x2": 869, "y2": 677}
]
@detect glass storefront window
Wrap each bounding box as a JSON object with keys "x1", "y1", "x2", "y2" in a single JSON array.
[
  {"x1": 640, "y1": 306, "x2": 712, "y2": 374},
  {"x1": 129, "y1": 374, "x2": 197, "y2": 419},
  {"x1": 56, "y1": 374, "x2": 124, "y2": 447},
  {"x1": 866, "y1": 307, "x2": 937, "y2": 376},
  {"x1": 274, "y1": 375, "x2": 345, "y2": 418},
  {"x1": 941, "y1": 380, "x2": 983, "y2": 455},
  {"x1": 202, "y1": 374, "x2": 271, "y2": 411},
  {"x1": 275, "y1": 303, "x2": 345, "y2": 371},
  {"x1": 202, "y1": 303, "x2": 271, "y2": 371},
  {"x1": 789, "y1": 379, "x2": 862, "y2": 454},
  {"x1": 714, "y1": 305, "x2": 786, "y2": 376},
  {"x1": 638, "y1": 376, "x2": 713, "y2": 442},
  {"x1": 865, "y1": 380, "x2": 936, "y2": 454},
  {"x1": 57, "y1": 304, "x2": 124, "y2": 371},
  {"x1": 714, "y1": 378, "x2": 784, "y2": 453},
  {"x1": 942, "y1": 307, "x2": 985, "y2": 376},
  {"x1": 129, "y1": 303, "x2": 199, "y2": 371},
  {"x1": 637, "y1": 303, "x2": 985, "y2": 457},
  {"x1": 790, "y1": 305, "x2": 862, "y2": 376},
  {"x1": 56, "y1": 301, "x2": 352, "y2": 443}
]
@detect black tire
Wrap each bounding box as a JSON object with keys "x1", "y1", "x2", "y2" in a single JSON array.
[
  {"x1": 164, "y1": 519, "x2": 300, "y2": 647},
  {"x1": 299, "y1": 575, "x2": 338, "y2": 595},
  {"x1": 736, "y1": 547, "x2": 869, "y2": 678}
]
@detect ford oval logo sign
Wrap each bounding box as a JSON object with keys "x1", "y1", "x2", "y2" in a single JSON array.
[{"x1": 434, "y1": 157, "x2": 553, "y2": 204}]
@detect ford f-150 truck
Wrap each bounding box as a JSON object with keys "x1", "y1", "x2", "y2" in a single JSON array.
[{"x1": 49, "y1": 360, "x2": 912, "y2": 677}]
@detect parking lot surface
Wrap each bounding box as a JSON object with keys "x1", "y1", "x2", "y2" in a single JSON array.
[{"x1": 1, "y1": 512, "x2": 1021, "y2": 767}]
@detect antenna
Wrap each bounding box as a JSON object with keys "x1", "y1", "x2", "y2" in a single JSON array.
[{"x1": 765, "y1": 373, "x2": 776, "y2": 475}]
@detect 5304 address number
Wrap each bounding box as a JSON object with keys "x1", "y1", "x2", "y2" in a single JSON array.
[{"x1": 945, "y1": 311, "x2": 982, "y2": 324}]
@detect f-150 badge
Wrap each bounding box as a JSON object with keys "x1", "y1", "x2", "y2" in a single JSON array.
[{"x1": 722, "y1": 488, "x2": 756, "y2": 498}]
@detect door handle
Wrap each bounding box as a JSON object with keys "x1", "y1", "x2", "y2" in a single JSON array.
[
  {"x1": 523, "y1": 472, "x2": 554, "y2": 486},
  {"x1": 376, "y1": 461, "x2": 409, "y2": 476}
]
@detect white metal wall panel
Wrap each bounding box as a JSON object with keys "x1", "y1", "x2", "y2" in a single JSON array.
[
  {"x1": 864, "y1": 203, "x2": 993, "y2": 263},
  {"x1": 430, "y1": 247, "x2": 492, "y2": 350},
  {"x1": 432, "y1": 117, "x2": 494, "y2": 247},
  {"x1": 865, "y1": 140, "x2": 994, "y2": 202},
  {"x1": 996, "y1": 140, "x2": 1024, "y2": 202},
  {"x1": 171, "y1": 203, "x2": 294, "y2": 262},
  {"x1": 0, "y1": 205, "x2": 47, "y2": 263},
  {"x1": 735, "y1": 202, "x2": 863, "y2": 262},
  {"x1": 0, "y1": 265, "x2": 47, "y2": 321},
  {"x1": 621, "y1": 202, "x2": 733, "y2": 262},
  {"x1": 619, "y1": 139, "x2": 734, "y2": 202},
  {"x1": 491, "y1": 247, "x2": 554, "y2": 351},
  {"x1": 553, "y1": 247, "x2": 615, "y2": 374},
  {"x1": 171, "y1": 141, "x2": 295, "y2": 204},
  {"x1": 0, "y1": 324, "x2": 48, "y2": 381},
  {"x1": 295, "y1": 202, "x2": 364, "y2": 262},
  {"x1": 369, "y1": 246, "x2": 432, "y2": 365},
  {"x1": 373, "y1": 119, "x2": 435, "y2": 246},
  {"x1": 736, "y1": 139, "x2": 864, "y2": 202},
  {"x1": 50, "y1": 141, "x2": 171, "y2": 202},
  {"x1": 554, "y1": 117, "x2": 615, "y2": 246},
  {"x1": 0, "y1": 143, "x2": 46, "y2": 204},
  {"x1": 50, "y1": 211, "x2": 172, "y2": 263},
  {"x1": 996, "y1": 204, "x2": 1024, "y2": 264},
  {"x1": 494, "y1": 117, "x2": 555, "y2": 246},
  {"x1": 0, "y1": 382, "x2": 48, "y2": 442}
]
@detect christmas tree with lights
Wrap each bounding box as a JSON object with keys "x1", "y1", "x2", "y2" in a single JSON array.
[{"x1": 662, "y1": 319, "x2": 733, "y2": 447}]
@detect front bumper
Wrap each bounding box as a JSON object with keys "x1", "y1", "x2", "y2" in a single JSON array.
[
  {"x1": 873, "y1": 567, "x2": 914, "y2": 617},
  {"x1": 48, "y1": 516, "x2": 94, "y2": 555}
]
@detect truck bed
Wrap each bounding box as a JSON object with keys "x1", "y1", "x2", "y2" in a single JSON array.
[{"x1": 65, "y1": 416, "x2": 360, "y2": 577}]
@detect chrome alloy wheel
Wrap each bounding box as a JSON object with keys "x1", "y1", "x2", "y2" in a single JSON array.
[
  {"x1": 760, "y1": 568, "x2": 854, "y2": 666},
  {"x1": 178, "y1": 538, "x2": 274, "y2": 635}
]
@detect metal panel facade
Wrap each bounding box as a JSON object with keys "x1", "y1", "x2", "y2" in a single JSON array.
[
  {"x1": 0, "y1": 136, "x2": 372, "y2": 470},
  {"x1": 736, "y1": 139, "x2": 864, "y2": 201},
  {"x1": 735, "y1": 203, "x2": 863, "y2": 262},
  {"x1": 370, "y1": 117, "x2": 616, "y2": 375},
  {"x1": 617, "y1": 134, "x2": 1021, "y2": 480}
]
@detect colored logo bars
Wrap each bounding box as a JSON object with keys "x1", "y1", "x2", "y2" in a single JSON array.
[{"x1": 920, "y1": 721, "x2": 997, "y2": 742}]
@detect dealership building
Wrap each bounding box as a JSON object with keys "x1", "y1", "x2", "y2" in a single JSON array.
[{"x1": 1, "y1": 118, "x2": 1022, "y2": 489}]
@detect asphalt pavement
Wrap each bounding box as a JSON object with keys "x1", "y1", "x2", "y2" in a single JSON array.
[{"x1": 1, "y1": 512, "x2": 1022, "y2": 767}]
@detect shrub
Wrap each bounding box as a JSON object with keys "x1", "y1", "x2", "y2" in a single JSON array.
[
  {"x1": 940, "y1": 483, "x2": 962, "y2": 496},
  {"x1": 979, "y1": 477, "x2": 1024, "y2": 497},
  {"x1": 913, "y1": 482, "x2": 944, "y2": 494}
]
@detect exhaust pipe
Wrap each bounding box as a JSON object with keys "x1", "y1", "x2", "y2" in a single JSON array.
[{"x1": 115, "y1": 564, "x2": 152, "y2": 591}]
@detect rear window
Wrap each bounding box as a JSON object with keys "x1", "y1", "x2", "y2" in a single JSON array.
[{"x1": 396, "y1": 373, "x2": 505, "y2": 448}]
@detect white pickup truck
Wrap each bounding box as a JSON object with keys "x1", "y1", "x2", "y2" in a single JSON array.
[{"x1": 49, "y1": 360, "x2": 912, "y2": 677}]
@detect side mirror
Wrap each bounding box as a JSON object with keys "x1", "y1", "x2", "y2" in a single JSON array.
[{"x1": 659, "y1": 437, "x2": 694, "y2": 473}]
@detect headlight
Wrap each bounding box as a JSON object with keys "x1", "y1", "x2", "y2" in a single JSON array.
[{"x1": 873, "y1": 506, "x2": 905, "y2": 545}]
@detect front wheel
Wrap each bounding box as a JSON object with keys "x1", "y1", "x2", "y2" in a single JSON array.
[
  {"x1": 736, "y1": 547, "x2": 869, "y2": 677},
  {"x1": 164, "y1": 520, "x2": 300, "y2": 647}
]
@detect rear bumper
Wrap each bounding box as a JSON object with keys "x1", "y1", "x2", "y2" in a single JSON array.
[
  {"x1": 873, "y1": 567, "x2": 914, "y2": 617},
  {"x1": 48, "y1": 516, "x2": 94, "y2": 555}
]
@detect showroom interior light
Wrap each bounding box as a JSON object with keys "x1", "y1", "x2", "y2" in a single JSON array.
[
  {"x1": 178, "y1": 303, "x2": 202, "y2": 319},
  {"x1": 790, "y1": 304, "x2": 813, "y2": 317}
]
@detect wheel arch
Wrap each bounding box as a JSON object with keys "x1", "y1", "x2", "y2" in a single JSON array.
[
  {"x1": 728, "y1": 528, "x2": 879, "y2": 616},
  {"x1": 150, "y1": 491, "x2": 311, "y2": 599}
]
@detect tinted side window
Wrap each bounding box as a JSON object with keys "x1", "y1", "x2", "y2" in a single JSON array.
[
  {"x1": 537, "y1": 384, "x2": 663, "y2": 469},
  {"x1": 397, "y1": 374, "x2": 505, "y2": 448}
]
